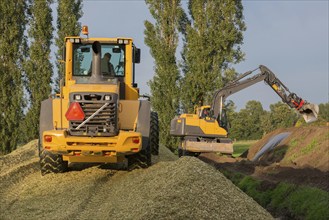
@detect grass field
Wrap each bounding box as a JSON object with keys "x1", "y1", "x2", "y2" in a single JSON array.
[{"x1": 233, "y1": 140, "x2": 258, "y2": 157}]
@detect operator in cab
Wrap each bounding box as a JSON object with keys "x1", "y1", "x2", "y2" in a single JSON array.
[{"x1": 101, "y1": 52, "x2": 115, "y2": 76}]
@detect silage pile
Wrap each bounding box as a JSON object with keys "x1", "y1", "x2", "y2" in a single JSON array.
[
  {"x1": 0, "y1": 140, "x2": 39, "y2": 190},
  {"x1": 0, "y1": 140, "x2": 272, "y2": 220}
]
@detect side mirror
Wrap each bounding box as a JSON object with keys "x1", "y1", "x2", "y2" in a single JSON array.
[{"x1": 134, "y1": 48, "x2": 141, "y2": 63}]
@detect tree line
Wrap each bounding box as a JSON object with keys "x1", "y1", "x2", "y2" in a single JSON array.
[
  {"x1": 228, "y1": 101, "x2": 329, "y2": 141},
  {"x1": 0, "y1": 0, "x2": 82, "y2": 154},
  {"x1": 144, "y1": 0, "x2": 328, "y2": 151},
  {"x1": 0, "y1": 0, "x2": 327, "y2": 155}
]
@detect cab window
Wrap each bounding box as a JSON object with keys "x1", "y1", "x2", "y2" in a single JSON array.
[{"x1": 72, "y1": 44, "x2": 125, "y2": 77}]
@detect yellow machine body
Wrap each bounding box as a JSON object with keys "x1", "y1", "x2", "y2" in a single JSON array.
[
  {"x1": 39, "y1": 34, "x2": 150, "y2": 165},
  {"x1": 170, "y1": 105, "x2": 233, "y2": 154}
]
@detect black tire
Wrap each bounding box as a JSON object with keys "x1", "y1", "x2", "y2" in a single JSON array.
[
  {"x1": 178, "y1": 148, "x2": 200, "y2": 157},
  {"x1": 128, "y1": 111, "x2": 155, "y2": 170},
  {"x1": 127, "y1": 145, "x2": 151, "y2": 170},
  {"x1": 150, "y1": 112, "x2": 159, "y2": 155},
  {"x1": 178, "y1": 148, "x2": 191, "y2": 157},
  {"x1": 178, "y1": 148, "x2": 183, "y2": 157},
  {"x1": 39, "y1": 150, "x2": 68, "y2": 176},
  {"x1": 38, "y1": 137, "x2": 42, "y2": 156}
]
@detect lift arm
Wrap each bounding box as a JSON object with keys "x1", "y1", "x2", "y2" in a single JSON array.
[{"x1": 211, "y1": 65, "x2": 319, "y2": 123}]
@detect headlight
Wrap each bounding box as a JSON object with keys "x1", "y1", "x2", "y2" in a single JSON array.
[
  {"x1": 74, "y1": 94, "x2": 82, "y2": 100},
  {"x1": 104, "y1": 95, "x2": 111, "y2": 101}
]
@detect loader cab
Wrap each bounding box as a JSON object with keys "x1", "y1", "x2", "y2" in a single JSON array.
[{"x1": 63, "y1": 35, "x2": 141, "y2": 100}]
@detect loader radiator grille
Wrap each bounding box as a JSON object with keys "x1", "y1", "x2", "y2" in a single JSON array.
[{"x1": 68, "y1": 93, "x2": 119, "y2": 137}]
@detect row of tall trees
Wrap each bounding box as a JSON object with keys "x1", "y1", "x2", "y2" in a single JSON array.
[
  {"x1": 145, "y1": 0, "x2": 246, "y2": 149},
  {"x1": 144, "y1": 0, "x2": 184, "y2": 149},
  {"x1": 0, "y1": 0, "x2": 82, "y2": 154},
  {"x1": 0, "y1": 1, "x2": 27, "y2": 154},
  {"x1": 145, "y1": 0, "x2": 328, "y2": 148}
]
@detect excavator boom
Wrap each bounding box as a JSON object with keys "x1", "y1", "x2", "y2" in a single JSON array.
[{"x1": 211, "y1": 65, "x2": 318, "y2": 124}]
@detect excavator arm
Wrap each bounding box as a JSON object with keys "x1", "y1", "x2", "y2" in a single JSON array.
[
  {"x1": 211, "y1": 65, "x2": 319, "y2": 123},
  {"x1": 170, "y1": 65, "x2": 318, "y2": 156}
]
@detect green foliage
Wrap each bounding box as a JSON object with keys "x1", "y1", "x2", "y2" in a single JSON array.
[
  {"x1": 285, "y1": 137, "x2": 319, "y2": 162},
  {"x1": 229, "y1": 101, "x2": 301, "y2": 140},
  {"x1": 289, "y1": 138, "x2": 299, "y2": 148},
  {"x1": 222, "y1": 170, "x2": 244, "y2": 185},
  {"x1": 229, "y1": 100, "x2": 265, "y2": 140},
  {"x1": 238, "y1": 176, "x2": 272, "y2": 206},
  {"x1": 55, "y1": 0, "x2": 83, "y2": 91},
  {"x1": 22, "y1": 0, "x2": 54, "y2": 143},
  {"x1": 0, "y1": 0, "x2": 28, "y2": 153},
  {"x1": 181, "y1": 0, "x2": 246, "y2": 112},
  {"x1": 144, "y1": 0, "x2": 185, "y2": 149},
  {"x1": 271, "y1": 183, "x2": 329, "y2": 220},
  {"x1": 318, "y1": 102, "x2": 329, "y2": 122},
  {"x1": 260, "y1": 101, "x2": 297, "y2": 134},
  {"x1": 268, "y1": 101, "x2": 298, "y2": 129},
  {"x1": 301, "y1": 138, "x2": 318, "y2": 155},
  {"x1": 223, "y1": 171, "x2": 329, "y2": 219}
]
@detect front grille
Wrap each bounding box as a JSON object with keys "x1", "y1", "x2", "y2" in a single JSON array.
[{"x1": 68, "y1": 93, "x2": 118, "y2": 137}]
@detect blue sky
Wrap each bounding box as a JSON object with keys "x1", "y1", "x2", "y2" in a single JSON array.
[{"x1": 78, "y1": 0, "x2": 328, "y2": 110}]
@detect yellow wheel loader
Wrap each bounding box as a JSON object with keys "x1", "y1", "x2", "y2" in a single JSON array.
[
  {"x1": 39, "y1": 26, "x2": 159, "y2": 175},
  {"x1": 171, "y1": 65, "x2": 319, "y2": 157}
]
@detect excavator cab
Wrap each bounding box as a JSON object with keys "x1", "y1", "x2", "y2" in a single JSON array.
[
  {"x1": 218, "y1": 109, "x2": 229, "y2": 132},
  {"x1": 196, "y1": 105, "x2": 230, "y2": 131},
  {"x1": 195, "y1": 105, "x2": 211, "y2": 118}
]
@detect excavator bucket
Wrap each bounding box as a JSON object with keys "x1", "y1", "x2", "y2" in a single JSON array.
[{"x1": 299, "y1": 103, "x2": 319, "y2": 123}]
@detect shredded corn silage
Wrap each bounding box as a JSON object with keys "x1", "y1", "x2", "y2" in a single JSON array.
[{"x1": 0, "y1": 141, "x2": 272, "y2": 220}]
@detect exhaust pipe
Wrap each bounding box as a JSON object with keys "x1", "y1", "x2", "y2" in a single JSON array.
[
  {"x1": 299, "y1": 103, "x2": 319, "y2": 123},
  {"x1": 88, "y1": 41, "x2": 102, "y2": 83}
]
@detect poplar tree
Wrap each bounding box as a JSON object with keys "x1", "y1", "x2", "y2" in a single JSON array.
[
  {"x1": 0, "y1": 1, "x2": 27, "y2": 153},
  {"x1": 181, "y1": 0, "x2": 246, "y2": 112},
  {"x1": 22, "y1": 0, "x2": 54, "y2": 142},
  {"x1": 144, "y1": 0, "x2": 186, "y2": 149},
  {"x1": 55, "y1": 0, "x2": 83, "y2": 90}
]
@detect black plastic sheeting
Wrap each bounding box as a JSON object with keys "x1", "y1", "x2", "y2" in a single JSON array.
[{"x1": 252, "y1": 132, "x2": 291, "y2": 162}]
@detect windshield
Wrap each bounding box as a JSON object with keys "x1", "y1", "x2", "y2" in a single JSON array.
[{"x1": 72, "y1": 44, "x2": 125, "y2": 81}]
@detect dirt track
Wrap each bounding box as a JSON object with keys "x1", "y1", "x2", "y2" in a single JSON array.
[
  {"x1": 200, "y1": 126, "x2": 329, "y2": 191},
  {"x1": 0, "y1": 140, "x2": 273, "y2": 220}
]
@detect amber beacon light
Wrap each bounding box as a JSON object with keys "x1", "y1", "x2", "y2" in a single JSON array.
[{"x1": 82, "y1": 25, "x2": 89, "y2": 35}]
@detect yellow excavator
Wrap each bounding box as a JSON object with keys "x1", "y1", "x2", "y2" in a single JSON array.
[{"x1": 170, "y1": 65, "x2": 319, "y2": 157}]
